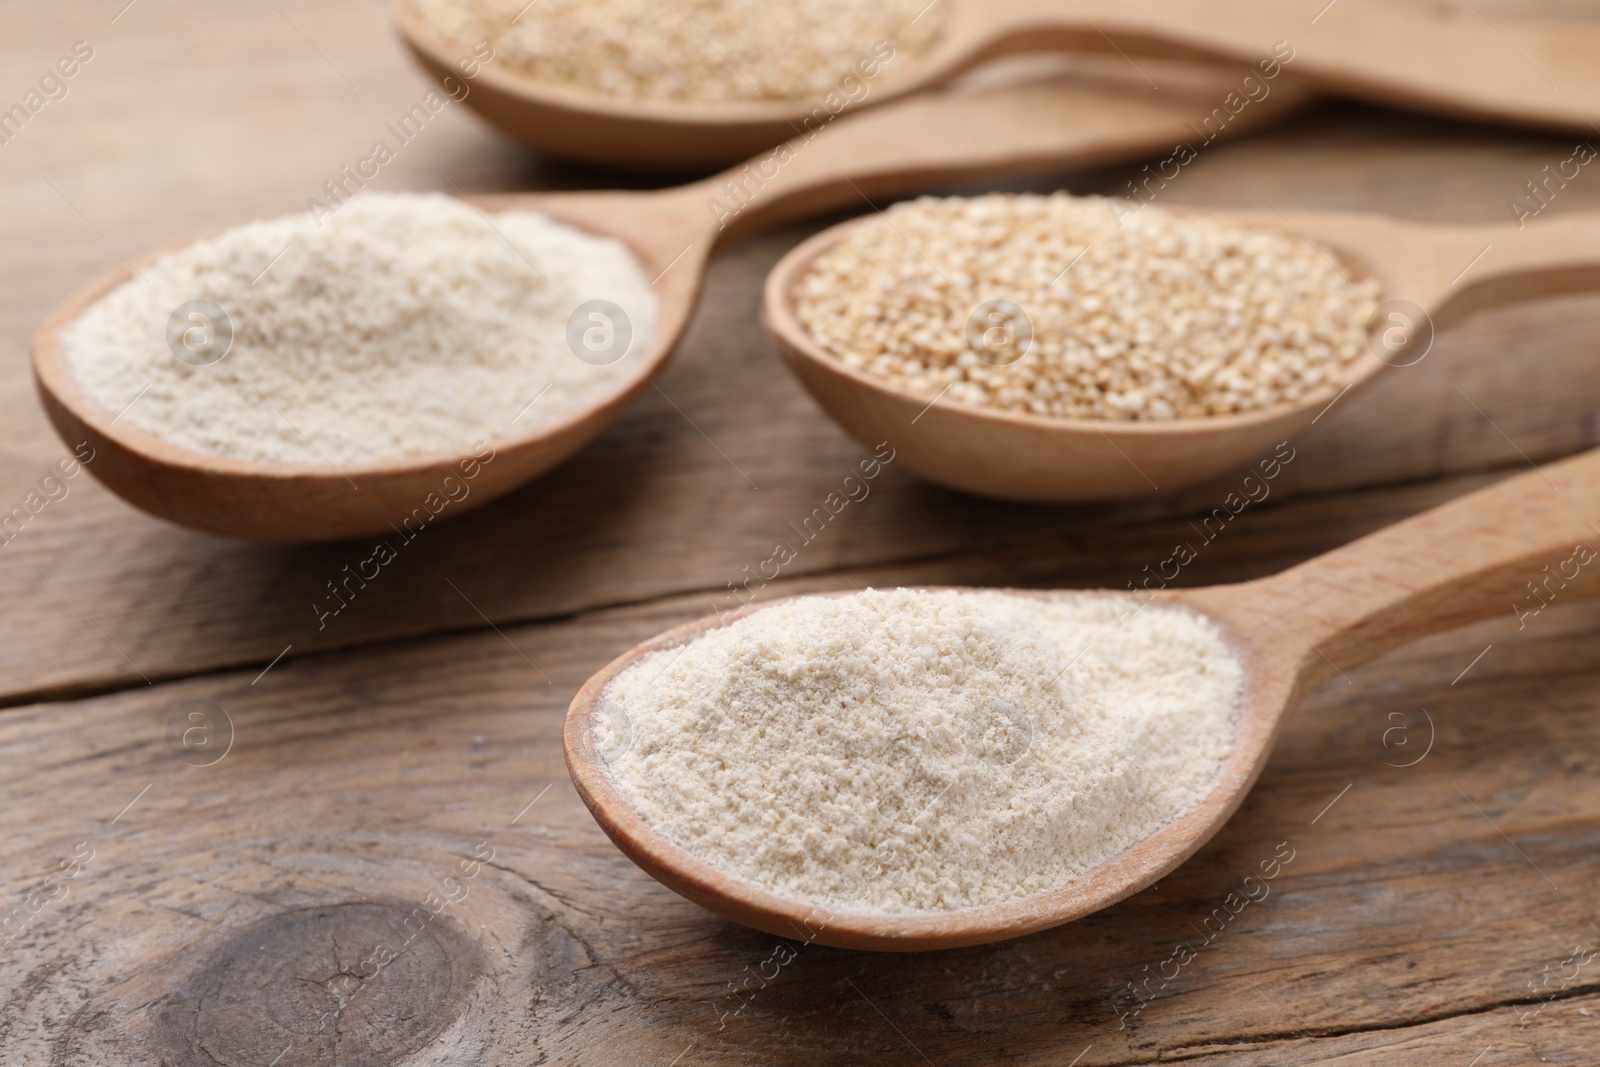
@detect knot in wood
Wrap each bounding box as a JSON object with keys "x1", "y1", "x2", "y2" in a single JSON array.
[{"x1": 156, "y1": 901, "x2": 480, "y2": 1067}]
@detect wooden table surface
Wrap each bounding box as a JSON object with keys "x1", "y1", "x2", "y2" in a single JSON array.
[{"x1": 4, "y1": 2, "x2": 1600, "y2": 1064}]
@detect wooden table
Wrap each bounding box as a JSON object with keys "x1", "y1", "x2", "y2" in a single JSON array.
[{"x1": 3, "y1": 2, "x2": 1599, "y2": 1063}]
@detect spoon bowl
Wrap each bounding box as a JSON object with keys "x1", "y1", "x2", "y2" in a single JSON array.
[
  {"x1": 566, "y1": 446, "x2": 1600, "y2": 950},
  {"x1": 31, "y1": 192, "x2": 707, "y2": 543},
  {"x1": 35, "y1": 67, "x2": 1303, "y2": 541},
  {"x1": 565, "y1": 586, "x2": 1291, "y2": 951},
  {"x1": 394, "y1": 0, "x2": 853, "y2": 172},
  {"x1": 397, "y1": 0, "x2": 1600, "y2": 170},
  {"x1": 763, "y1": 207, "x2": 1600, "y2": 502}
]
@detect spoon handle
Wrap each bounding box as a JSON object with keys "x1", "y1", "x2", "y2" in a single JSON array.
[
  {"x1": 1430, "y1": 211, "x2": 1600, "y2": 328},
  {"x1": 696, "y1": 74, "x2": 1301, "y2": 244},
  {"x1": 1212, "y1": 447, "x2": 1600, "y2": 689},
  {"x1": 956, "y1": 0, "x2": 1600, "y2": 132}
]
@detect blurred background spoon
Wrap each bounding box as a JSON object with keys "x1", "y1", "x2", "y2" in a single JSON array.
[{"x1": 396, "y1": 0, "x2": 1600, "y2": 170}]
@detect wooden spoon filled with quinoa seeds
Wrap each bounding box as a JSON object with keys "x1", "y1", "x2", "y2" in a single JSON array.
[
  {"x1": 33, "y1": 70, "x2": 1303, "y2": 541},
  {"x1": 566, "y1": 447, "x2": 1600, "y2": 950},
  {"x1": 762, "y1": 195, "x2": 1600, "y2": 502},
  {"x1": 397, "y1": 0, "x2": 1600, "y2": 169}
]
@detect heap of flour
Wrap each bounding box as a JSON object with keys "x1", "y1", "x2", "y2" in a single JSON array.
[
  {"x1": 63, "y1": 192, "x2": 656, "y2": 465},
  {"x1": 600, "y1": 589, "x2": 1243, "y2": 914}
]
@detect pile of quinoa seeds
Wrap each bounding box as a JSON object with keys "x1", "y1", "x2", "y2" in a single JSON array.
[
  {"x1": 598, "y1": 589, "x2": 1244, "y2": 914},
  {"x1": 794, "y1": 192, "x2": 1383, "y2": 420},
  {"x1": 412, "y1": 0, "x2": 943, "y2": 103}
]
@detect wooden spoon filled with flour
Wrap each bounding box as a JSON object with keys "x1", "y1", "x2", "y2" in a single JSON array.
[
  {"x1": 597, "y1": 590, "x2": 1241, "y2": 915},
  {"x1": 33, "y1": 65, "x2": 1302, "y2": 540},
  {"x1": 567, "y1": 448, "x2": 1600, "y2": 949}
]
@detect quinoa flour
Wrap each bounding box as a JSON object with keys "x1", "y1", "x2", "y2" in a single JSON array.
[
  {"x1": 599, "y1": 589, "x2": 1243, "y2": 913},
  {"x1": 64, "y1": 192, "x2": 657, "y2": 465}
]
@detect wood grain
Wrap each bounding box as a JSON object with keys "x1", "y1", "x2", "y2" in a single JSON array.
[
  {"x1": 932, "y1": 0, "x2": 1600, "y2": 132},
  {"x1": 4, "y1": 0, "x2": 1600, "y2": 698},
  {"x1": 3, "y1": 497, "x2": 1598, "y2": 1063},
  {"x1": 2, "y1": 0, "x2": 1599, "y2": 1063}
]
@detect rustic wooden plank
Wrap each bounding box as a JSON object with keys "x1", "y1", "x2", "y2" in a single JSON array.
[
  {"x1": 4, "y1": 2, "x2": 1600, "y2": 701},
  {"x1": 2, "y1": 475, "x2": 1597, "y2": 1064},
  {"x1": 5, "y1": 225, "x2": 1600, "y2": 708},
  {"x1": 5, "y1": 4, "x2": 1600, "y2": 1059}
]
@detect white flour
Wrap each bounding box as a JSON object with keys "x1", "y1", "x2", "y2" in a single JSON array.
[
  {"x1": 601, "y1": 589, "x2": 1243, "y2": 913},
  {"x1": 64, "y1": 192, "x2": 657, "y2": 465}
]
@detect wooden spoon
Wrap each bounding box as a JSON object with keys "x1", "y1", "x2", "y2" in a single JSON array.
[
  {"x1": 566, "y1": 446, "x2": 1600, "y2": 950},
  {"x1": 396, "y1": 0, "x2": 1600, "y2": 170},
  {"x1": 763, "y1": 206, "x2": 1600, "y2": 503},
  {"x1": 33, "y1": 65, "x2": 1305, "y2": 542}
]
